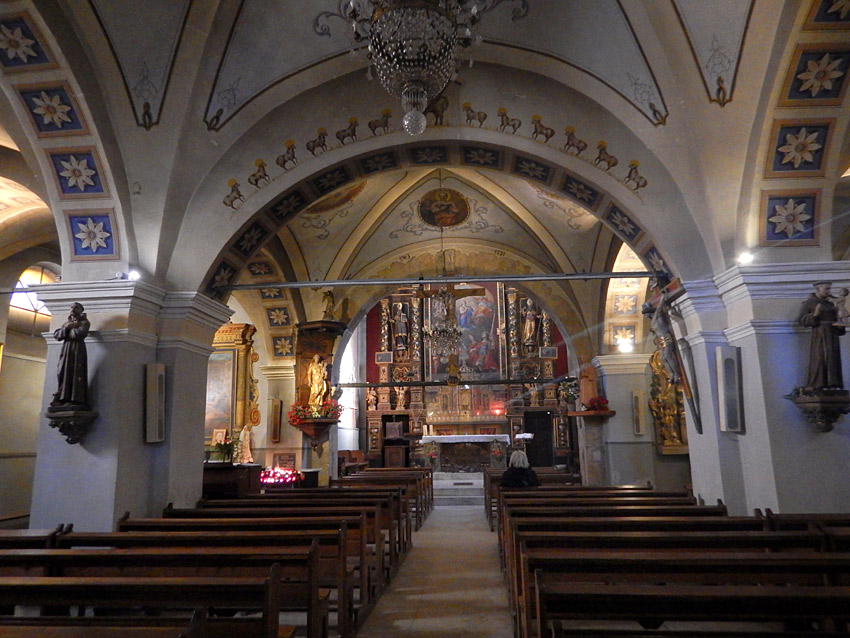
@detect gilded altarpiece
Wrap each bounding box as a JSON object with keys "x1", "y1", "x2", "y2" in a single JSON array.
[
  {"x1": 365, "y1": 284, "x2": 568, "y2": 466},
  {"x1": 205, "y1": 323, "x2": 260, "y2": 445}
]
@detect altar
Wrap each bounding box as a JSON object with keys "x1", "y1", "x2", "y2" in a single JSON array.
[{"x1": 422, "y1": 434, "x2": 510, "y2": 472}]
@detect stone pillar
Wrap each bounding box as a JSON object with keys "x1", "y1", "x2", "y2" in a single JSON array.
[
  {"x1": 576, "y1": 414, "x2": 607, "y2": 485},
  {"x1": 259, "y1": 363, "x2": 299, "y2": 468},
  {"x1": 29, "y1": 281, "x2": 230, "y2": 531},
  {"x1": 593, "y1": 354, "x2": 656, "y2": 486}
]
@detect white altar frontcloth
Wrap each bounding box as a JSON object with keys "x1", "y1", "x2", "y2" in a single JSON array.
[{"x1": 421, "y1": 434, "x2": 510, "y2": 444}]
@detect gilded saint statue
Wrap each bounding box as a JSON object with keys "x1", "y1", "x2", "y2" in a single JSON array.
[
  {"x1": 521, "y1": 299, "x2": 539, "y2": 346},
  {"x1": 52, "y1": 302, "x2": 91, "y2": 408},
  {"x1": 307, "y1": 354, "x2": 329, "y2": 409}
]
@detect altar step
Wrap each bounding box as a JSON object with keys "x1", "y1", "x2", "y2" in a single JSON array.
[{"x1": 433, "y1": 472, "x2": 485, "y2": 507}]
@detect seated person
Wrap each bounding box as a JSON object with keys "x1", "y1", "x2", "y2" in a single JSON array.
[{"x1": 500, "y1": 450, "x2": 540, "y2": 488}]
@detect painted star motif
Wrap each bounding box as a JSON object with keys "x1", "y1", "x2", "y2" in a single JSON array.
[
  {"x1": 261, "y1": 288, "x2": 282, "y2": 298},
  {"x1": 268, "y1": 308, "x2": 290, "y2": 325},
  {"x1": 275, "y1": 194, "x2": 305, "y2": 218},
  {"x1": 769, "y1": 198, "x2": 811, "y2": 238},
  {"x1": 414, "y1": 148, "x2": 444, "y2": 163},
  {"x1": 828, "y1": 0, "x2": 850, "y2": 19},
  {"x1": 796, "y1": 53, "x2": 844, "y2": 97},
  {"x1": 613, "y1": 327, "x2": 634, "y2": 343},
  {"x1": 609, "y1": 211, "x2": 637, "y2": 237},
  {"x1": 274, "y1": 337, "x2": 292, "y2": 356},
  {"x1": 32, "y1": 91, "x2": 72, "y2": 127},
  {"x1": 212, "y1": 265, "x2": 234, "y2": 289},
  {"x1": 778, "y1": 128, "x2": 822, "y2": 168},
  {"x1": 647, "y1": 250, "x2": 667, "y2": 274},
  {"x1": 238, "y1": 227, "x2": 264, "y2": 253},
  {"x1": 0, "y1": 24, "x2": 36, "y2": 62},
  {"x1": 516, "y1": 160, "x2": 546, "y2": 179},
  {"x1": 316, "y1": 170, "x2": 347, "y2": 191},
  {"x1": 249, "y1": 262, "x2": 272, "y2": 275},
  {"x1": 59, "y1": 155, "x2": 96, "y2": 191},
  {"x1": 363, "y1": 155, "x2": 394, "y2": 172},
  {"x1": 614, "y1": 295, "x2": 637, "y2": 314},
  {"x1": 566, "y1": 180, "x2": 593, "y2": 202},
  {"x1": 74, "y1": 217, "x2": 110, "y2": 252},
  {"x1": 466, "y1": 149, "x2": 496, "y2": 165}
]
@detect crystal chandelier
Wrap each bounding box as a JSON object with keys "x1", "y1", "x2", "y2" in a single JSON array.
[
  {"x1": 425, "y1": 287, "x2": 463, "y2": 357},
  {"x1": 346, "y1": 0, "x2": 483, "y2": 135}
]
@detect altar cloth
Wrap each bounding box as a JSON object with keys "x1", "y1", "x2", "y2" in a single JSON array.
[{"x1": 421, "y1": 434, "x2": 510, "y2": 444}]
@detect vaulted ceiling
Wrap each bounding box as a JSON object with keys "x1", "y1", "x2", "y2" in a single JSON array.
[{"x1": 1, "y1": 0, "x2": 848, "y2": 361}]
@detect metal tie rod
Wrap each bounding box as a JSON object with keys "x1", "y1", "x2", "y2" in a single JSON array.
[{"x1": 226, "y1": 271, "x2": 654, "y2": 291}]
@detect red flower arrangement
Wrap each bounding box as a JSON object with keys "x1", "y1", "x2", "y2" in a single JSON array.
[
  {"x1": 260, "y1": 467, "x2": 300, "y2": 484},
  {"x1": 585, "y1": 396, "x2": 609, "y2": 411},
  {"x1": 287, "y1": 398, "x2": 343, "y2": 426}
]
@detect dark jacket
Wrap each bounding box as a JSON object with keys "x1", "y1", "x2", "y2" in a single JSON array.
[{"x1": 500, "y1": 466, "x2": 540, "y2": 488}]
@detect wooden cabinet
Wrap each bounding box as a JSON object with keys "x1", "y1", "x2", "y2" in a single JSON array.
[{"x1": 383, "y1": 445, "x2": 408, "y2": 468}]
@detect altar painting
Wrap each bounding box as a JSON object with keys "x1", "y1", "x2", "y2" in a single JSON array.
[
  {"x1": 204, "y1": 350, "x2": 235, "y2": 441},
  {"x1": 427, "y1": 282, "x2": 502, "y2": 380}
]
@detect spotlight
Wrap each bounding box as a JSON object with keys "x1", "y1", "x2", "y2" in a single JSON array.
[
  {"x1": 617, "y1": 340, "x2": 634, "y2": 354},
  {"x1": 127, "y1": 270, "x2": 141, "y2": 281},
  {"x1": 737, "y1": 252, "x2": 754, "y2": 265}
]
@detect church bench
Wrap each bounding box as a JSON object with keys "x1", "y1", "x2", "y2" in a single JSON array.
[
  {"x1": 338, "y1": 450, "x2": 369, "y2": 476},
  {"x1": 518, "y1": 550, "x2": 850, "y2": 638},
  {"x1": 207, "y1": 486, "x2": 412, "y2": 559},
  {"x1": 502, "y1": 515, "x2": 769, "y2": 577},
  {"x1": 162, "y1": 503, "x2": 396, "y2": 585},
  {"x1": 0, "y1": 607, "x2": 298, "y2": 638},
  {"x1": 551, "y1": 631, "x2": 850, "y2": 638},
  {"x1": 533, "y1": 578, "x2": 850, "y2": 638},
  {"x1": 331, "y1": 474, "x2": 428, "y2": 530},
  {"x1": 823, "y1": 526, "x2": 850, "y2": 551},
  {"x1": 496, "y1": 492, "x2": 698, "y2": 540},
  {"x1": 499, "y1": 502, "x2": 728, "y2": 555},
  {"x1": 763, "y1": 510, "x2": 850, "y2": 531},
  {"x1": 505, "y1": 528, "x2": 828, "y2": 628},
  {"x1": 0, "y1": 527, "x2": 63, "y2": 549},
  {"x1": 116, "y1": 514, "x2": 376, "y2": 613},
  {"x1": 362, "y1": 467, "x2": 434, "y2": 513},
  {"x1": 55, "y1": 527, "x2": 356, "y2": 637},
  {"x1": 0, "y1": 565, "x2": 295, "y2": 638},
  {"x1": 0, "y1": 545, "x2": 327, "y2": 638},
  {"x1": 483, "y1": 469, "x2": 593, "y2": 530}
]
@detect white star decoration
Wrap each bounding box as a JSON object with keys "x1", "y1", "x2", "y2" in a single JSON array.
[
  {"x1": 59, "y1": 155, "x2": 96, "y2": 191},
  {"x1": 32, "y1": 91, "x2": 71, "y2": 127},
  {"x1": 0, "y1": 24, "x2": 36, "y2": 63},
  {"x1": 74, "y1": 217, "x2": 110, "y2": 252},
  {"x1": 769, "y1": 199, "x2": 811, "y2": 239}
]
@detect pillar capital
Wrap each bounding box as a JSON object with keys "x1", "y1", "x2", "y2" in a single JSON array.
[{"x1": 593, "y1": 353, "x2": 651, "y2": 376}]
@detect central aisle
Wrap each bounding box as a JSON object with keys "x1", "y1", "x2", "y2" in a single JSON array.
[{"x1": 355, "y1": 505, "x2": 515, "y2": 638}]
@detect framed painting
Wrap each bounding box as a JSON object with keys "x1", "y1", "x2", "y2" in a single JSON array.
[{"x1": 204, "y1": 349, "x2": 235, "y2": 442}]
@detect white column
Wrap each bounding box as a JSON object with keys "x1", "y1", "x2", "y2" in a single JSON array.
[{"x1": 29, "y1": 282, "x2": 230, "y2": 531}]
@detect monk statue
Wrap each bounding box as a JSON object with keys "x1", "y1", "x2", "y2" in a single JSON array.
[
  {"x1": 797, "y1": 281, "x2": 845, "y2": 391},
  {"x1": 51, "y1": 302, "x2": 91, "y2": 408},
  {"x1": 307, "y1": 354, "x2": 329, "y2": 409}
]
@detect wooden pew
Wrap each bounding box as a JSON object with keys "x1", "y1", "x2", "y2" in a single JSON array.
[
  {"x1": 362, "y1": 467, "x2": 434, "y2": 515},
  {"x1": 763, "y1": 509, "x2": 850, "y2": 531},
  {"x1": 483, "y1": 469, "x2": 588, "y2": 530},
  {"x1": 520, "y1": 550, "x2": 850, "y2": 638},
  {"x1": 206, "y1": 486, "x2": 412, "y2": 559},
  {"x1": 116, "y1": 514, "x2": 377, "y2": 613},
  {"x1": 534, "y1": 578, "x2": 850, "y2": 638},
  {"x1": 0, "y1": 565, "x2": 290, "y2": 638},
  {"x1": 161, "y1": 503, "x2": 396, "y2": 585},
  {"x1": 505, "y1": 527, "x2": 829, "y2": 636},
  {"x1": 0, "y1": 607, "x2": 208, "y2": 638},
  {"x1": 500, "y1": 502, "x2": 729, "y2": 559},
  {"x1": 0, "y1": 545, "x2": 327, "y2": 638},
  {"x1": 55, "y1": 527, "x2": 355, "y2": 637},
  {"x1": 0, "y1": 527, "x2": 63, "y2": 549},
  {"x1": 332, "y1": 473, "x2": 427, "y2": 531}
]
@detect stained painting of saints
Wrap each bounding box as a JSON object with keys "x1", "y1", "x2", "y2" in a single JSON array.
[
  {"x1": 205, "y1": 350, "x2": 235, "y2": 441},
  {"x1": 428, "y1": 283, "x2": 501, "y2": 379}
]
